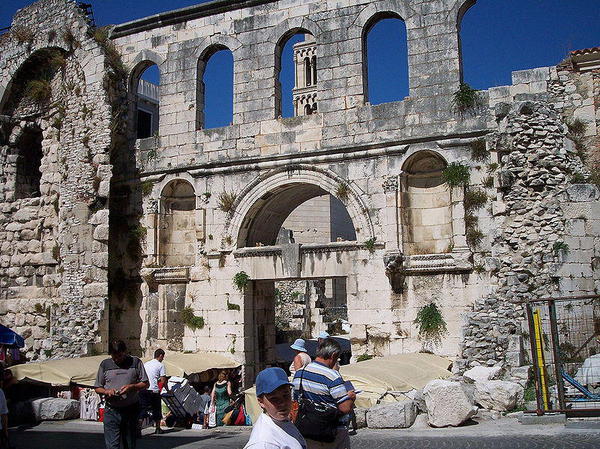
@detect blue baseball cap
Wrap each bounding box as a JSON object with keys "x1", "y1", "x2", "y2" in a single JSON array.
[{"x1": 255, "y1": 367, "x2": 292, "y2": 396}]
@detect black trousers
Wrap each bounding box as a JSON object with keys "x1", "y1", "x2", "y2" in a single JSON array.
[{"x1": 104, "y1": 403, "x2": 139, "y2": 449}]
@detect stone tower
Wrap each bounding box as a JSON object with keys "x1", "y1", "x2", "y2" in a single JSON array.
[{"x1": 293, "y1": 34, "x2": 317, "y2": 116}]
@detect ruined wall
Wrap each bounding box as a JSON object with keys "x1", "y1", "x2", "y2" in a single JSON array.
[
  {"x1": 1, "y1": 0, "x2": 599, "y2": 376},
  {"x1": 0, "y1": 0, "x2": 115, "y2": 360}
]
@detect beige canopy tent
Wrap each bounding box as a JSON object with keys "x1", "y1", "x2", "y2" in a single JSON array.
[
  {"x1": 244, "y1": 352, "x2": 452, "y2": 424},
  {"x1": 10, "y1": 352, "x2": 239, "y2": 387}
]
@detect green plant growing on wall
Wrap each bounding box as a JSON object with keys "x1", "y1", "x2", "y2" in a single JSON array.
[
  {"x1": 464, "y1": 188, "x2": 488, "y2": 211},
  {"x1": 452, "y1": 83, "x2": 483, "y2": 115},
  {"x1": 335, "y1": 182, "x2": 350, "y2": 202},
  {"x1": 129, "y1": 224, "x2": 147, "y2": 240},
  {"x1": 486, "y1": 162, "x2": 499, "y2": 173},
  {"x1": 145, "y1": 147, "x2": 158, "y2": 162},
  {"x1": 12, "y1": 26, "x2": 34, "y2": 44},
  {"x1": 217, "y1": 191, "x2": 237, "y2": 213},
  {"x1": 34, "y1": 303, "x2": 45, "y2": 314},
  {"x1": 227, "y1": 300, "x2": 240, "y2": 311},
  {"x1": 466, "y1": 228, "x2": 484, "y2": 248},
  {"x1": 566, "y1": 118, "x2": 587, "y2": 139},
  {"x1": 230, "y1": 335, "x2": 237, "y2": 354},
  {"x1": 25, "y1": 79, "x2": 52, "y2": 104},
  {"x1": 182, "y1": 306, "x2": 205, "y2": 330},
  {"x1": 414, "y1": 302, "x2": 447, "y2": 347},
  {"x1": 364, "y1": 237, "x2": 377, "y2": 253},
  {"x1": 356, "y1": 354, "x2": 373, "y2": 362},
  {"x1": 470, "y1": 139, "x2": 489, "y2": 162},
  {"x1": 62, "y1": 28, "x2": 79, "y2": 50},
  {"x1": 233, "y1": 271, "x2": 250, "y2": 292},
  {"x1": 141, "y1": 180, "x2": 153, "y2": 196},
  {"x1": 571, "y1": 172, "x2": 586, "y2": 183},
  {"x1": 224, "y1": 235, "x2": 233, "y2": 246},
  {"x1": 442, "y1": 162, "x2": 470, "y2": 187},
  {"x1": 552, "y1": 241, "x2": 569, "y2": 255},
  {"x1": 482, "y1": 175, "x2": 494, "y2": 188}
]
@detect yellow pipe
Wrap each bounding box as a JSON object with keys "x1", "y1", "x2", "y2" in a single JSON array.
[{"x1": 533, "y1": 309, "x2": 550, "y2": 410}]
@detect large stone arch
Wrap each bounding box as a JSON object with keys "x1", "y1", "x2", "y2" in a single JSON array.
[{"x1": 225, "y1": 166, "x2": 374, "y2": 248}]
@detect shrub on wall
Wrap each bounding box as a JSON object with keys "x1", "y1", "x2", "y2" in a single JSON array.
[
  {"x1": 233, "y1": 271, "x2": 249, "y2": 292},
  {"x1": 182, "y1": 306, "x2": 205, "y2": 330},
  {"x1": 442, "y1": 162, "x2": 470, "y2": 187},
  {"x1": 414, "y1": 302, "x2": 447, "y2": 347}
]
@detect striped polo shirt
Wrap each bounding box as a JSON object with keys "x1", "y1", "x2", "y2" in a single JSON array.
[{"x1": 292, "y1": 360, "x2": 350, "y2": 407}]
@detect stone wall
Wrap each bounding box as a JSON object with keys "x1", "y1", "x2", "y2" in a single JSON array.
[
  {"x1": 0, "y1": 0, "x2": 598, "y2": 378},
  {"x1": 0, "y1": 0, "x2": 115, "y2": 360}
]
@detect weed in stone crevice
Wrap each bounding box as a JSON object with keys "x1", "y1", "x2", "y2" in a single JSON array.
[
  {"x1": 414, "y1": 302, "x2": 448, "y2": 346},
  {"x1": 442, "y1": 162, "x2": 470, "y2": 187},
  {"x1": 140, "y1": 180, "x2": 153, "y2": 196},
  {"x1": 482, "y1": 175, "x2": 494, "y2": 188},
  {"x1": 182, "y1": 306, "x2": 205, "y2": 330},
  {"x1": 466, "y1": 227, "x2": 484, "y2": 248},
  {"x1": 452, "y1": 82, "x2": 483, "y2": 116},
  {"x1": 217, "y1": 191, "x2": 237, "y2": 213},
  {"x1": 364, "y1": 237, "x2": 377, "y2": 253},
  {"x1": 552, "y1": 241, "x2": 569, "y2": 255},
  {"x1": 335, "y1": 182, "x2": 350, "y2": 202},
  {"x1": 227, "y1": 300, "x2": 240, "y2": 311},
  {"x1": 464, "y1": 188, "x2": 489, "y2": 212},
  {"x1": 233, "y1": 271, "x2": 250, "y2": 292},
  {"x1": 25, "y1": 79, "x2": 52, "y2": 104},
  {"x1": 486, "y1": 162, "x2": 499, "y2": 174},
  {"x1": 12, "y1": 26, "x2": 34, "y2": 44},
  {"x1": 470, "y1": 139, "x2": 489, "y2": 162}
]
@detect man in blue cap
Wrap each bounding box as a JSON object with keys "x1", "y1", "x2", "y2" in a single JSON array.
[{"x1": 244, "y1": 367, "x2": 306, "y2": 449}]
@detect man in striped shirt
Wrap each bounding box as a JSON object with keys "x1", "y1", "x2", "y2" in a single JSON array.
[{"x1": 292, "y1": 338, "x2": 356, "y2": 449}]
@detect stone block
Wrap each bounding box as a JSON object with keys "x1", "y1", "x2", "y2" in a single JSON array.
[
  {"x1": 366, "y1": 400, "x2": 417, "y2": 429},
  {"x1": 423, "y1": 380, "x2": 477, "y2": 427},
  {"x1": 30, "y1": 398, "x2": 80, "y2": 421},
  {"x1": 475, "y1": 380, "x2": 524, "y2": 411},
  {"x1": 463, "y1": 366, "x2": 502, "y2": 383}
]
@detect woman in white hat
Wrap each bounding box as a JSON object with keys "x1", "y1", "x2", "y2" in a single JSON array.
[{"x1": 289, "y1": 339, "x2": 311, "y2": 377}]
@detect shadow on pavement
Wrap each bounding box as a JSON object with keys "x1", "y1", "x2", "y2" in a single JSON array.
[{"x1": 9, "y1": 428, "x2": 246, "y2": 449}]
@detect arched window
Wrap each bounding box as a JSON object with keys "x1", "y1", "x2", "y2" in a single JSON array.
[
  {"x1": 304, "y1": 57, "x2": 312, "y2": 86},
  {"x1": 459, "y1": 1, "x2": 598, "y2": 88},
  {"x1": 363, "y1": 14, "x2": 409, "y2": 104},
  {"x1": 197, "y1": 46, "x2": 233, "y2": 129},
  {"x1": 275, "y1": 30, "x2": 315, "y2": 118},
  {"x1": 400, "y1": 152, "x2": 451, "y2": 255},
  {"x1": 133, "y1": 63, "x2": 160, "y2": 139},
  {"x1": 159, "y1": 180, "x2": 196, "y2": 266},
  {"x1": 14, "y1": 125, "x2": 43, "y2": 199}
]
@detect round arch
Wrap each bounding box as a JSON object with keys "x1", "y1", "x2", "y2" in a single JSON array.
[{"x1": 225, "y1": 166, "x2": 374, "y2": 248}]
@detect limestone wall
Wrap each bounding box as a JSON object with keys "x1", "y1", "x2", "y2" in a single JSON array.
[
  {"x1": 0, "y1": 0, "x2": 115, "y2": 360},
  {"x1": 0, "y1": 0, "x2": 599, "y2": 378}
]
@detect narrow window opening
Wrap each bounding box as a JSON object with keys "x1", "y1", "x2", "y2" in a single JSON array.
[
  {"x1": 136, "y1": 64, "x2": 160, "y2": 139},
  {"x1": 364, "y1": 16, "x2": 409, "y2": 104},
  {"x1": 198, "y1": 48, "x2": 233, "y2": 129},
  {"x1": 14, "y1": 126, "x2": 43, "y2": 199},
  {"x1": 276, "y1": 31, "x2": 316, "y2": 118}
]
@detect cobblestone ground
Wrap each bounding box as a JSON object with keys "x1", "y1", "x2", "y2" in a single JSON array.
[{"x1": 8, "y1": 420, "x2": 600, "y2": 449}]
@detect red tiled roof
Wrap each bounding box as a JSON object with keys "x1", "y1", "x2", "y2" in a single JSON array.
[{"x1": 571, "y1": 47, "x2": 600, "y2": 56}]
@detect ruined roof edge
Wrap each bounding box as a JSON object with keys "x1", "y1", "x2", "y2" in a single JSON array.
[{"x1": 110, "y1": 0, "x2": 279, "y2": 38}]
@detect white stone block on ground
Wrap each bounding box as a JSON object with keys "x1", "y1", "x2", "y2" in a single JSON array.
[
  {"x1": 423, "y1": 380, "x2": 478, "y2": 427},
  {"x1": 464, "y1": 366, "x2": 502, "y2": 383},
  {"x1": 366, "y1": 399, "x2": 417, "y2": 429},
  {"x1": 31, "y1": 398, "x2": 80, "y2": 421},
  {"x1": 475, "y1": 380, "x2": 524, "y2": 412}
]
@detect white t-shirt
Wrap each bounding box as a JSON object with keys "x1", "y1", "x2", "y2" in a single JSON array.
[
  {"x1": 0, "y1": 389, "x2": 8, "y2": 430},
  {"x1": 144, "y1": 358, "x2": 166, "y2": 392},
  {"x1": 244, "y1": 413, "x2": 306, "y2": 449}
]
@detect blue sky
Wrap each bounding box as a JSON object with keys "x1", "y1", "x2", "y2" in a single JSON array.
[{"x1": 2, "y1": 0, "x2": 599, "y2": 126}]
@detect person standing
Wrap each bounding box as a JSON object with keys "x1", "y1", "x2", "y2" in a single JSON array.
[
  {"x1": 289, "y1": 339, "x2": 311, "y2": 377},
  {"x1": 141, "y1": 348, "x2": 167, "y2": 434},
  {"x1": 198, "y1": 386, "x2": 211, "y2": 429},
  {"x1": 292, "y1": 338, "x2": 356, "y2": 449},
  {"x1": 95, "y1": 340, "x2": 149, "y2": 449},
  {"x1": 211, "y1": 370, "x2": 232, "y2": 426},
  {"x1": 0, "y1": 367, "x2": 9, "y2": 449},
  {"x1": 244, "y1": 367, "x2": 306, "y2": 449}
]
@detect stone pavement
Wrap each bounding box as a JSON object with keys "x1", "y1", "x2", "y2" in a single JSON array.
[{"x1": 8, "y1": 417, "x2": 600, "y2": 448}]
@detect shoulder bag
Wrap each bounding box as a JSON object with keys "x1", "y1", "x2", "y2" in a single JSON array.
[{"x1": 294, "y1": 368, "x2": 340, "y2": 443}]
